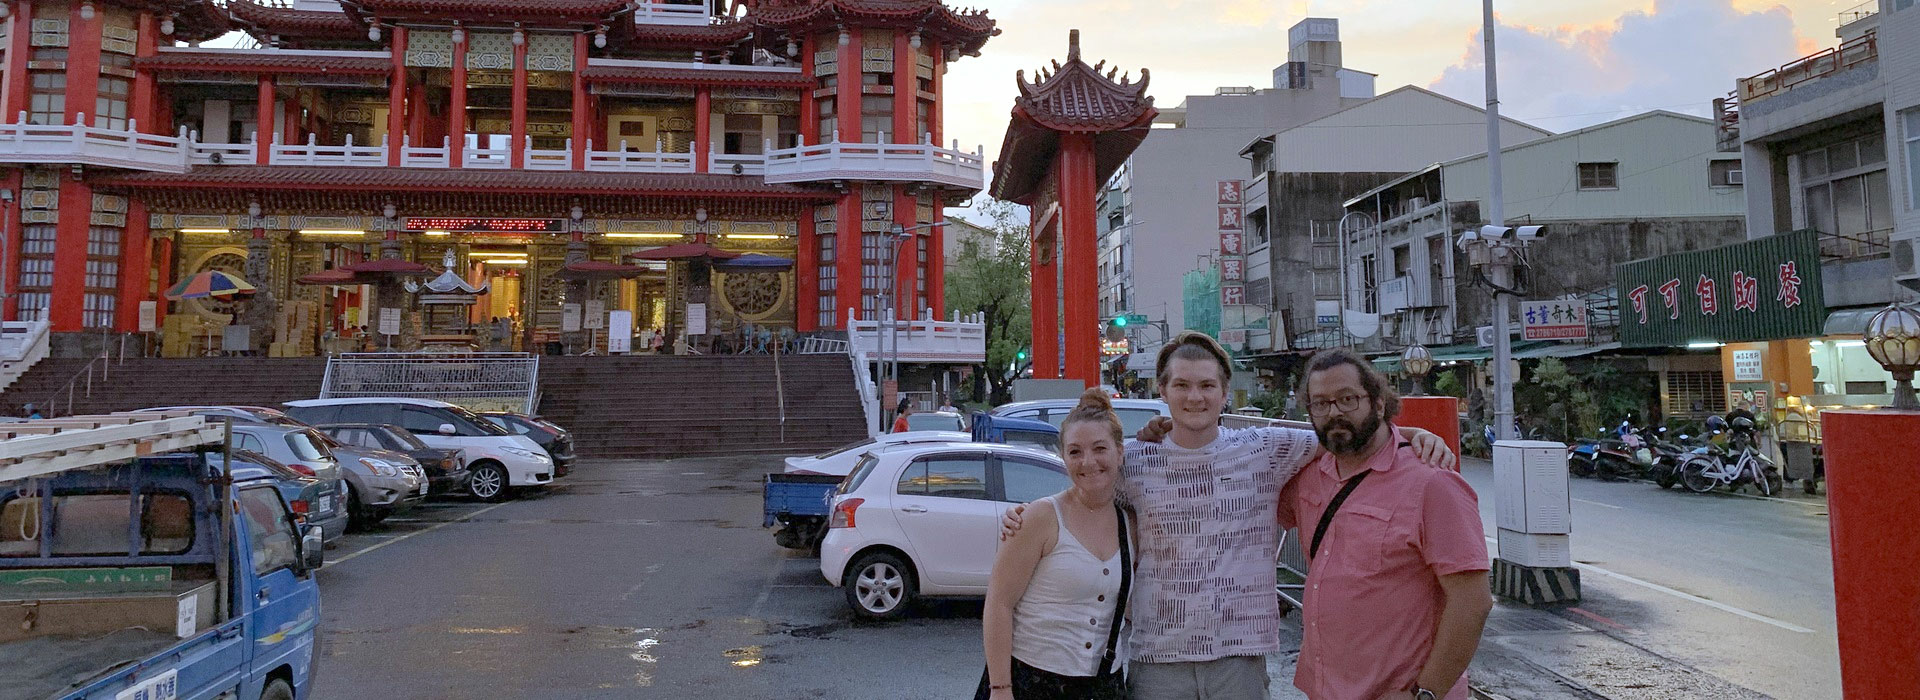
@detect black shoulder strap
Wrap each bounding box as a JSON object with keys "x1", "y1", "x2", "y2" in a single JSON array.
[
  {"x1": 1099, "y1": 503, "x2": 1132, "y2": 677},
  {"x1": 1309, "y1": 471, "x2": 1370, "y2": 562}
]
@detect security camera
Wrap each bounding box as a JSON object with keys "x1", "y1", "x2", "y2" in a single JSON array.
[
  {"x1": 1513, "y1": 225, "x2": 1545, "y2": 241},
  {"x1": 1479, "y1": 225, "x2": 1513, "y2": 240},
  {"x1": 1455, "y1": 229, "x2": 1481, "y2": 250}
]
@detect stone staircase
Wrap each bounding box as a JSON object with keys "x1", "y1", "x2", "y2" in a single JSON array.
[{"x1": 0, "y1": 354, "x2": 871, "y2": 460}]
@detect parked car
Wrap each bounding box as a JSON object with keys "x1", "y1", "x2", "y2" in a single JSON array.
[
  {"x1": 969, "y1": 413, "x2": 1063, "y2": 451},
  {"x1": 782, "y1": 431, "x2": 972, "y2": 476},
  {"x1": 283, "y1": 398, "x2": 553, "y2": 501},
  {"x1": 225, "y1": 448, "x2": 349, "y2": 547},
  {"x1": 134, "y1": 404, "x2": 307, "y2": 427},
  {"x1": 902, "y1": 411, "x2": 967, "y2": 432},
  {"x1": 316, "y1": 423, "x2": 470, "y2": 496},
  {"x1": 478, "y1": 412, "x2": 576, "y2": 476},
  {"x1": 819, "y1": 442, "x2": 1072, "y2": 619},
  {"x1": 228, "y1": 423, "x2": 344, "y2": 484},
  {"x1": 990, "y1": 397, "x2": 1169, "y2": 434},
  {"x1": 311, "y1": 431, "x2": 426, "y2": 530}
]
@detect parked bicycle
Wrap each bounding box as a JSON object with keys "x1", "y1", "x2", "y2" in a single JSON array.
[{"x1": 1679, "y1": 431, "x2": 1785, "y2": 496}]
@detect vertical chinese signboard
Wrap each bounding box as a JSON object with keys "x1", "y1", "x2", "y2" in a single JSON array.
[
  {"x1": 1217, "y1": 180, "x2": 1246, "y2": 307},
  {"x1": 1614, "y1": 230, "x2": 1825, "y2": 347}
]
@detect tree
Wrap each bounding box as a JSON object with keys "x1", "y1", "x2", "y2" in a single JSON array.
[{"x1": 945, "y1": 199, "x2": 1032, "y2": 404}]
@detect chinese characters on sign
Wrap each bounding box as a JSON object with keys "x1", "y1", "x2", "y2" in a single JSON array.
[
  {"x1": 1614, "y1": 230, "x2": 1825, "y2": 347},
  {"x1": 1216, "y1": 181, "x2": 1247, "y2": 312},
  {"x1": 1732, "y1": 349, "x2": 1764, "y2": 381},
  {"x1": 1521, "y1": 299, "x2": 1590, "y2": 341}
]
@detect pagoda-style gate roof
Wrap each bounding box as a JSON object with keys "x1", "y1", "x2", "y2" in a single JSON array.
[
  {"x1": 746, "y1": 0, "x2": 997, "y2": 55},
  {"x1": 991, "y1": 30, "x2": 1155, "y2": 204},
  {"x1": 228, "y1": 0, "x2": 371, "y2": 48}
]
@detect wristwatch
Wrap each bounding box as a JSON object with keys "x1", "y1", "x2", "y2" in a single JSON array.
[{"x1": 1413, "y1": 688, "x2": 1437, "y2": 700}]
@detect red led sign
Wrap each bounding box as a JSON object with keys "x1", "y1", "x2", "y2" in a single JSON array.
[{"x1": 403, "y1": 217, "x2": 565, "y2": 233}]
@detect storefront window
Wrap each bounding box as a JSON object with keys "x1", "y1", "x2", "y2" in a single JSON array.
[{"x1": 1807, "y1": 339, "x2": 1894, "y2": 397}]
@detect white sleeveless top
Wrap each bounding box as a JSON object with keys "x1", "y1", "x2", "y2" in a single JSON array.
[{"x1": 1011, "y1": 496, "x2": 1130, "y2": 677}]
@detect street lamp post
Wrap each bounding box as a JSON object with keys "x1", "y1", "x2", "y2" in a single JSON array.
[
  {"x1": 1402, "y1": 342, "x2": 1434, "y2": 396},
  {"x1": 1864, "y1": 301, "x2": 1920, "y2": 410},
  {"x1": 878, "y1": 221, "x2": 947, "y2": 430}
]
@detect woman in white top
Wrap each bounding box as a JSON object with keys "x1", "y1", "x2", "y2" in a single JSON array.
[{"x1": 979, "y1": 388, "x2": 1134, "y2": 699}]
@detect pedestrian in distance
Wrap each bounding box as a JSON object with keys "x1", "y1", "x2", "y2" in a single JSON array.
[
  {"x1": 21, "y1": 403, "x2": 41, "y2": 420},
  {"x1": 891, "y1": 398, "x2": 913, "y2": 433},
  {"x1": 1276, "y1": 348, "x2": 1492, "y2": 699},
  {"x1": 1004, "y1": 331, "x2": 1457, "y2": 699},
  {"x1": 978, "y1": 388, "x2": 1135, "y2": 700}
]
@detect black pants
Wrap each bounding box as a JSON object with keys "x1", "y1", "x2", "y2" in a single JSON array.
[{"x1": 973, "y1": 657, "x2": 1127, "y2": 699}]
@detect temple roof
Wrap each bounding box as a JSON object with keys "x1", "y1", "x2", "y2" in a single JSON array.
[
  {"x1": 228, "y1": 0, "x2": 374, "y2": 48},
  {"x1": 582, "y1": 63, "x2": 812, "y2": 89},
  {"x1": 139, "y1": 50, "x2": 392, "y2": 75},
  {"x1": 991, "y1": 31, "x2": 1156, "y2": 204},
  {"x1": 165, "y1": 0, "x2": 233, "y2": 43},
  {"x1": 747, "y1": 0, "x2": 998, "y2": 56},
  {"x1": 608, "y1": 19, "x2": 756, "y2": 51},
  {"x1": 343, "y1": 0, "x2": 630, "y2": 24}
]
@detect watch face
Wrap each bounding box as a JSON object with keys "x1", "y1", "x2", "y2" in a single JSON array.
[{"x1": 1414, "y1": 691, "x2": 1437, "y2": 700}]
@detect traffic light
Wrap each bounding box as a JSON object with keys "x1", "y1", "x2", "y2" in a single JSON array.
[
  {"x1": 1016, "y1": 349, "x2": 1028, "y2": 361},
  {"x1": 1112, "y1": 315, "x2": 1129, "y2": 328}
]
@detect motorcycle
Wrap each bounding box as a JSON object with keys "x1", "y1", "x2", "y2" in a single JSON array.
[
  {"x1": 1567, "y1": 435, "x2": 1601, "y2": 478},
  {"x1": 1592, "y1": 421, "x2": 1652, "y2": 481},
  {"x1": 1646, "y1": 428, "x2": 1695, "y2": 489}
]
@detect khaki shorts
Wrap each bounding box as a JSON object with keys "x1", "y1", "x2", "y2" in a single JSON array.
[{"x1": 1127, "y1": 655, "x2": 1270, "y2": 700}]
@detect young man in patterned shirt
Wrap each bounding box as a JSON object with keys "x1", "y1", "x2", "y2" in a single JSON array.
[{"x1": 1004, "y1": 332, "x2": 1456, "y2": 698}]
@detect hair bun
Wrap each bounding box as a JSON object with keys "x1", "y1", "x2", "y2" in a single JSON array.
[{"x1": 1074, "y1": 386, "x2": 1113, "y2": 415}]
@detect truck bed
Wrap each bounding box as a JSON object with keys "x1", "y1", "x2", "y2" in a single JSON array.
[
  {"x1": 0, "y1": 628, "x2": 179, "y2": 700},
  {"x1": 763, "y1": 472, "x2": 843, "y2": 526}
]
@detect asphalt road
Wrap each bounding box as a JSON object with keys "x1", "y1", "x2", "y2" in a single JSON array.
[
  {"x1": 1458, "y1": 458, "x2": 1839, "y2": 700},
  {"x1": 309, "y1": 455, "x2": 1839, "y2": 700}
]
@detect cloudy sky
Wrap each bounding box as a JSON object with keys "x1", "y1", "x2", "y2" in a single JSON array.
[{"x1": 942, "y1": 0, "x2": 1853, "y2": 212}]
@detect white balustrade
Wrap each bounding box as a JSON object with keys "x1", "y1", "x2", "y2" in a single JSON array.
[
  {"x1": 400, "y1": 134, "x2": 451, "y2": 168},
  {"x1": 269, "y1": 132, "x2": 387, "y2": 167},
  {"x1": 846, "y1": 308, "x2": 987, "y2": 364},
  {"x1": 764, "y1": 130, "x2": 984, "y2": 189},
  {"x1": 523, "y1": 138, "x2": 574, "y2": 170},
  {"x1": 583, "y1": 139, "x2": 696, "y2": 173},
  {"x1": 0, "y1": 113, "x2": 190, "y2": 173},
  {"x1": 463, "y1": 142, "x2": 511, "y2": 169},
  {"x1": 187, "y1": 130, "x2": 254, "y2": 165},
  {"x1": 710, "y1": 141, "x2": 768, "y2": 175},
  {"x1": 631, "y1": 2, "x2": 711, "y2": 26}
]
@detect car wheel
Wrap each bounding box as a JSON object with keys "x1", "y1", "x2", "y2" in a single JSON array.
[
  {"x1": 259, "y1": 678, "x2": 294, "y2": 700},
  {"x1": 342, "y1": 482, "x2": 368, "y2": 532},
  {"x1": 844, "y1": 551, "x2": 915, "y2": 620},
  {"x1": 468, "y1": 462, "x2": 509, "y2": 502}
]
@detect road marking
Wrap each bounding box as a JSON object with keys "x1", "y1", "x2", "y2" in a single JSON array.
[
  {"x1": 328, "y1": 502, "x2": 512, "y2": 567},
  {"x1": 1482, "y1": 536, "x2": 1814, "y2": 634},
  {"x1": 745, "y1": 553, "x2": 793, "y2": 620},
  {"x1": 1571, "y1": 498, "x2": 1623, "y2": 510},
  {"x1": 1566, "y1": 606, "x2": 1630, "y2": 632}
]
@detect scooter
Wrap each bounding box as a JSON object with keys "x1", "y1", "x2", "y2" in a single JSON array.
[
  {"x1": 1646, "y1": 429, "x2": 1694, "y2": 489},
  {"x1": 1568, "y1": 435, "x2": 1601, "y2": 478},
  {"x1": 1592, "y1": 421, "x2": 1651, "y2": 481}
]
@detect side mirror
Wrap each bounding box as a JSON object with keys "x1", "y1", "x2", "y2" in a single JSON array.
[
  {"x1": 437, "y1": 423, "x2": 457, "y2": 436},
  {"x1": 300, "y1": 525, "x2": 325, "y2": 572}
]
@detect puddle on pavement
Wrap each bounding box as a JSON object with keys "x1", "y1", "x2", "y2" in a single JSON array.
[
  {"x1": 723, "y1": 645, "x2": 763, "y2": 668},
  {"x1": 629, "y1": 628, "x2": 662, "y2": 687}
]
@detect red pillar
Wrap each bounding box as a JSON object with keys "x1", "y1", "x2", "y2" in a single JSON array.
[
  {"x1": 799, "y1": 35, "x2": 817, "y2": 145},
  {"x1": 892, "y1": 187, "x2": 915, "y2": 318},
  {"x1": 693, "y1": 87, "x2": 711, "y2": 173},
  {"x1": 449, "y1": 33, "x2": 468, "y2": 167},
  {"x1": 928, "y1": 39, "x2": 943, "y2": 146},
  {"x1": 49, "y1": 179, "x2": 90, "y2": 331},
  {"x1": 152, "y1": 234, "x2": 171, "y2": 327},
  {"x1": 255, "y1": 76, "x2": 275, "y2": 164},
  {"x1": 1030, "y1": 206, "x2": 1058, "y2": 379},
  {"x1": 571, "y1": 32, "x2": 589, "y2": 169},
  {"x1": 796, "y1": 213, "x2": 817, "y2": 332},
  {"x1": 834, "y1": 194, "x2": 860, "y2": 329},
  {"x1": 1825, "y1": 409, "x2": 1920, "y2": 699},
  {"x1": 64, "y1": 1, "x2": 101, "y2": 128},
  {"x1": 0, "y1": 170, "x2": 19, "y2": 321},
  {"x1": 116, "y1": 199, "x2": 149, "y2": 331},
  {"x1": 892, "y1": 31, "x2": 913, "y2": 143},
  {"x1": 1058, "y1": 134, "x2": 1099, "y2": 387},
  {"x1": 0, "y1": 2, "x2": 31, "y2": 121},
  {"x1": 1397, "y1": 396, "x2": 1462, "y2": 468},
  {"x1": 836, "y1": 29, "x2": 860, "y2": 142},
  {"x1": 130, "y1": 13, "x2": 159, "y2": 133},
  {"x1": 387, "y1": 26, "x2": 408, "y2": 165},
  {"x1": 407, "y1": 82, "x2": 427, "y2": 147},
  {"x1": 509, "y1": 31, "x2": 527, "y2": 168}
]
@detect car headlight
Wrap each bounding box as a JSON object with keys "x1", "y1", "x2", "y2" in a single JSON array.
[
  {"x1": 359, "y1": 458, "x2": 399, "y2": 477},
  {"x1": 500, "y1": 447, "x2": 551, "y2": 463}
]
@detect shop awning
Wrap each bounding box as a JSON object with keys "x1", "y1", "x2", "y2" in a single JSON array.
[{"x1": 1514, "y1": 341, "x2": 1622, "y2": 360}]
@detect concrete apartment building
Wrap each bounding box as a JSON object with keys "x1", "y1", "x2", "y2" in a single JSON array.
[
  {"x1": 1098, "y1": 18, "x2": 1376, "y2": 344},
  {"x1": 1236, "y1": 86, "x2": 1552, "y2": 353}
]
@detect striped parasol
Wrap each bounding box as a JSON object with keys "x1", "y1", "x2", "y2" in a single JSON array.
[{"x1": 164, "y1": 269, "x2": 257, "y2": 300}]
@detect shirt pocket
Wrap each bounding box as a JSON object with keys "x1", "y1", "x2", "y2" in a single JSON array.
[{"x1": 1332, "y1": 503, "x2": 1397, "y2": 573}]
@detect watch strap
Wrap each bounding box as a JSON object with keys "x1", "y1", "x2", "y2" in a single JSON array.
[{"x1": 1414, "y1": 688, "x2": 1438, "y2": 700}]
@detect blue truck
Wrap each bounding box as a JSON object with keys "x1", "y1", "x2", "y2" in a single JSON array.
[
  {"x1": 763, "y1": 413, "x2": 1058, "y2": 552},
  {"x1": 0, "y1": 417, "x2": 325, "y2": 700}
]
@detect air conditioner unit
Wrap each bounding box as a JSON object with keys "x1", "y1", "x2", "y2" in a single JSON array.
[
  {"x1": 1727, "y1": 169, "x2": 1744, "y2": 185},
  {"x1": 1477, "y1": 325, "x2": 1496, "y2": 348}
]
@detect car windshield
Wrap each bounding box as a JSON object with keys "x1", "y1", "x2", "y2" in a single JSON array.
[
  {"x1": 812, "y1": 437, "x2": 877, "y2": 460},
  {"x1": 1114, "y1": 409, "x2": 1162, "y2": 435},
  {"x1": 906, "y1": 413, "x2": 964, "y2": 431},
  {"x1": 232, "y1": 450, "x2": 306, "y2": 481},
  {"x1": 287, "y1": 430, "x2": 332, "y2": 461},
  {"x1": 1003, "y1": 430, "x2": 1059, "y2": 451},
  {"x1": 443, "y1": 405, "x2": 511, "y2": 436},
  {"x1": 381, "y1": 426, "x2": 430, "y2": 451}
]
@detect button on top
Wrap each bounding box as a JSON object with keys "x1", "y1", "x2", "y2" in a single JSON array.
[
  {"x1": 1097, "y1": 594, "x2": 1106, "y2": 602},
  {"x1": 1084, "y1": 642, "x2": 1093, "y2": 649},
  {"x1": 1090, "y1": 617, "x2": 1099, "y2": 625},
  {"x1": 1103, "y1": 568, "x2": 1110, "y2": 576}
]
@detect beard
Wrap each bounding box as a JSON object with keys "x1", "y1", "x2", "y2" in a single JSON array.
[{"x1": 1315, "y1": 409, "x2": 1381, "y2": 455}]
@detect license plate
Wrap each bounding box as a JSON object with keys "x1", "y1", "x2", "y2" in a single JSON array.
[
  {"x1": 418, "y1": 478, "x2": 430, "y2": 496},
  {"x1": 115, "y1": 668, "x2": 178, "y2": 700},
  {"x1": 319, "y1": 496, "x2": 334, "y2": 514}
]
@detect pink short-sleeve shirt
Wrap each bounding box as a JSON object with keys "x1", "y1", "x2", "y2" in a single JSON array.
[{"x1": 1278, "y1": 426, "x2": 1489, "y2": 700}]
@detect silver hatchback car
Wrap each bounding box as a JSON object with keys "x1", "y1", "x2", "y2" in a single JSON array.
[{"x1": 229, "y1": 424, "x2": 344, "y2": 483}]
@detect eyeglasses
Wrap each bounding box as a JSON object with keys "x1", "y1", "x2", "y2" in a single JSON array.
[{"x1": 1306, "y1": 393, "x2": 1370, "y2": 417}]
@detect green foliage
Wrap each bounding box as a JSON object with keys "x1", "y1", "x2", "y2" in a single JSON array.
[
  {"x1": 1433, "y1": 371, "x2": 1466, "y2": 400},
  {"x1": 945, "y1": 199, "x2": 1033, "y2": 404},
  {"x1": 1516, "y1": 357, "x2": 1600, "y2": 442}
]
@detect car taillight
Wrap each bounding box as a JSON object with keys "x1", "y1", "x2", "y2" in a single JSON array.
[
  {"x1": 287, "y1": 463, "x2": 317, "y2": 477},
  {"x1": 290, "y1": 499, "x2": 310, "y2": 515},
  {"x1": 828, "y1": 497, "x2": 864, "y2": 529}
]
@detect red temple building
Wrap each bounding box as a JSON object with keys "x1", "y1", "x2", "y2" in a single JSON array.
[{"x1": 0, "y1": 0, "x2": 995, "y2": 355}]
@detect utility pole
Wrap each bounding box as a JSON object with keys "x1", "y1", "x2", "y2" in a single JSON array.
[{"x1": 1483, "y1": 0, "x2": 1514, "y2": 441}]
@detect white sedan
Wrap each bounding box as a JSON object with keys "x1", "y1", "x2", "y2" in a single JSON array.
[
  {"x1": 820, "y1": 442, "x2": 1071, "y2": 619},
  {"x1": 782, "y1": 431, "x2": 971, "y2": 476}
]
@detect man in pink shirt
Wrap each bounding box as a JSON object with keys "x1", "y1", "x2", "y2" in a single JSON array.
[{"x1": 1278, "y1": 348, "x2": 1492, "y2": 700}]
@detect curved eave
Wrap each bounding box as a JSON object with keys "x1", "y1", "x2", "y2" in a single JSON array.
[
  {"x1": 229, "y1": 0, "x2": 367, "y2": 44},
  {"x1": 167, "y1": 0, "x2": 233, "y2": 42},
  {"x1": 990, "y1": 106, "x2": 1154, "y2": 204},
  {"x1": 582, "y1": 65, "x2": 811, "y2": 89},
  {"x1": 345, "y1": 0, "x2": 626, "y2": 25},
  {"x1": 138, "y1": 53, "x2": 392, "y2": 76},
  {"x1": 748, "y1": 1, "x2": 997, "y2": 55},
  {"x1": 608, "y1": 21, "x2": 754, "y2": 51}
]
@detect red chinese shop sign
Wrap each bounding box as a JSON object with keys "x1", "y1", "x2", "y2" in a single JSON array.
[
  {"x1": 1218, "y1": 180, "x2": 1246, "y2": 305},
  {"x1": 1614, "y1": 230, "x2": 1825, "y2": 347}
]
